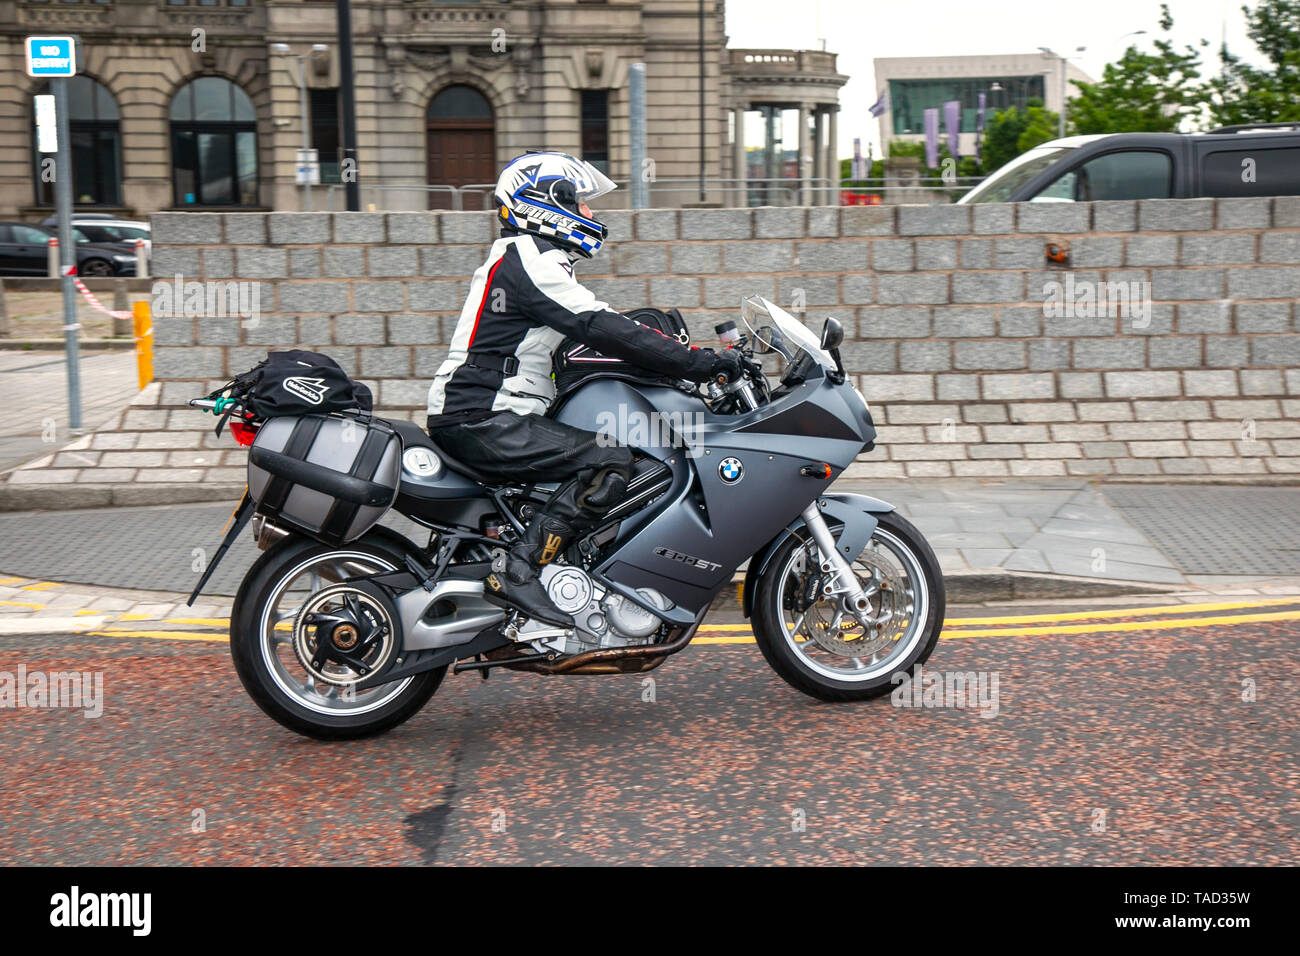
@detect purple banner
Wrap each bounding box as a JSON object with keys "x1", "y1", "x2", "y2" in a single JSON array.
[
  {"x1": 923, "y1": 108, "x2": 939, "y2": 169},
  {"x1": 943, "y1": 99, "x2": 961, "y2": 160}
]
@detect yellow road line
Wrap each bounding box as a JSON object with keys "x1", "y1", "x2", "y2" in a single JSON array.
[
  {"x1": 165, "y1": 617, "x2": 231, "y2": 627},
  {"x1": 21, "y1": 581, "x2": 60, "y2": 591},
  {"x1": 698, "y1": 595, "x2": 1300, "y2": 631},
  {"x1": 945, "y1": 595, "x2": 1300, "y2": 626},
  {"x1": 65, "y1": 607, "x2": 1300, "y2": 646},
  {"x1": 0, "y1": 576, "x2": 26, "y2": 585},
  {"x1": 700, "y1": 608, "x2": 1300, "y2": 643},
  {"x1": 939, "y1": 608, "x2": 1300, "y2": 639},
  {"x1": 88, "y1": 628, "x2": 230, "y2": 643}
]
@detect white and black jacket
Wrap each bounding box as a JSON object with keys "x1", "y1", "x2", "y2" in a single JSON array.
[{"x1": 427, "y1": 232, "x2": 710, "y2": 424}]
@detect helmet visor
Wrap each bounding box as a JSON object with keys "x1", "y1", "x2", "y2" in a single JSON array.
[{"x1": 575, "y1": 160, "x2": 617, "y2": 202}]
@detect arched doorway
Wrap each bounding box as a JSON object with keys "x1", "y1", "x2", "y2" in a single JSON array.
[
  {"x1": 169, "y1": 76, "x2": 259, "y2": 206},
  {"x1": 426, "y1": 85, "x2": 495, "y2": 210},
  {"x1": 32, "y1": 76, "x2": 121, "y2": 207}
]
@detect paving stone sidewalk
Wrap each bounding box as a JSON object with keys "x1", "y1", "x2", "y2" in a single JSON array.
[{"x1": 0, "y1": 479, "x2": 1298, "y2": 633}]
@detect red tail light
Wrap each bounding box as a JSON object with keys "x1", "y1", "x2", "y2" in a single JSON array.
[{"x1": 229, "y1": 421, "x2": 259, "y2": 446}]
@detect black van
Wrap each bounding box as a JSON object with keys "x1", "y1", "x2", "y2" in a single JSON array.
[{"x1": 959, "y1": 122, "x2": 1300, "y2": 204}]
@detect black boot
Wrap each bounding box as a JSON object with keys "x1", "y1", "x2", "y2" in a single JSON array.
[{"x1": 483, "y1": 522, "x2": 573, "y2": 629}]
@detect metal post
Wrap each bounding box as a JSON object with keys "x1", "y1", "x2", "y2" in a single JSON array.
[
  {"x1": 1058, "y1": 56, "x2": 1066, "y2": 139},
  {"x1": 697, "y1": 0, "x2": 706, "y2": 203},
  {"x1": 828, "y1": 106, "x2": 838, "y2": 205},
  {"x1": 337, "y1": 0, "x2": 361, "y2": 211},
  {"x1": 52, "y1": 76, "x2": 82, "y2": 432},
  {"x1": 629, "y1": 63, "x2": 647, "y2": 209},
  {"x1": 297, "y1": 56, "x2": 312, "y2": 212}
]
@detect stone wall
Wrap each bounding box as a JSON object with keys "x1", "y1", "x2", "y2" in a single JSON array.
[{"x1": 7, "y1": 198, "x2": 1300, "y2": 497}]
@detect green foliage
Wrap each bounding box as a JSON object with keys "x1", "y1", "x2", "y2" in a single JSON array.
[
  {"x1": 1068, "y1": 5, "x2": 1206, "y2": 134},
  {"x1": 1206, "y1": 0, "x2": 1300, "y2": 125},
  {"x1": 981, "y1": 99, "x2": 1058, "y2": 172}
]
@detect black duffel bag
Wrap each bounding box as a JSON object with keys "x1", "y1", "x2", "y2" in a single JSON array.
[{"x1": 207, "y1": 350, "x2": 373, "y2": 434}]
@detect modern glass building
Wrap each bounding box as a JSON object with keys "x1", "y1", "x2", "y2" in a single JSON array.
[{"x1": 873, "y1": 54, "x2": 1092, "y2": 160}]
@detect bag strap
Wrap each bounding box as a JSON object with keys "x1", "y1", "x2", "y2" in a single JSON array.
[
  {"x1": 319, "y1": 422, "x2": 394, "y2": 542},
  {"x1": 258, "y1": 416, "x2": 324, "y2": 520}
]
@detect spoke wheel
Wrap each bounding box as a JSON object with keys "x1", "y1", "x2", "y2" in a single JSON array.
[
  {"x1": 752, "y1": 510, "x2": 945, "y2": 701},
  {"x1": 230, "y1": 532, "x2": 447, "y2": 739}
]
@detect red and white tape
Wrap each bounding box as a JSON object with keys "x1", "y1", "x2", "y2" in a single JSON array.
[{"x1": 71, "y1": 274, "x2": 133, "y2": 321}]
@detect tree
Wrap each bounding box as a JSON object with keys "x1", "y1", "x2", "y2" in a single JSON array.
[
  {"x1": 1206, "y1": 0, "x2": 1300, "y2": 126},
  {"x1": 981, "y1": 99, "x2": 1059, "y2": 172},
  {"x1": 1068, "y1": 5, "x2": 1205, "y2": 133}
]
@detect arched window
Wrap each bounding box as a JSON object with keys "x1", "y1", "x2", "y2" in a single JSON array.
[
  {"x1": 32, "y1": 76, "x2": 121, "y2": 207},
  {"x1": 426, "y1": 84, "x2": 495, "y2": 209},
  {"x1": 170, "y1": 76, "x2": 258, "y2": 206}
]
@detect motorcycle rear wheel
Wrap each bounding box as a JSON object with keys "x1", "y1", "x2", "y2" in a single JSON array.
[{"x1": 229, "y1": 529, "x2": 446, "y2": 740}]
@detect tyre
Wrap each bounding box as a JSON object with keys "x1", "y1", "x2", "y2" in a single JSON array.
[
  {"x1": 79, "y1": 258, "x2": 113, "y2": 276},
  {"x1": 752, "y1": 510, "x2": 945, "y2": 702},
  {"x1": 229, "y1": 529, "x2": 447, "y2": 739}
]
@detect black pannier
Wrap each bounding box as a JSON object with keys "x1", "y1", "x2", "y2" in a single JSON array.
[
  {"x1": 246, "y1": 414, "x2": 401, "y2": 546},
  {"x1": 553, "y1": 307, "x2": 691, "y2": 398}
]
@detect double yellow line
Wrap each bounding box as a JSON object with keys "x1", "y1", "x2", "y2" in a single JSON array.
[
  {"x1": 81, "y1": 594, "x2": 1300, "y2": 645},
  {"x1": 694, "y1": 595, "x2": 1300, "y2": 644}
]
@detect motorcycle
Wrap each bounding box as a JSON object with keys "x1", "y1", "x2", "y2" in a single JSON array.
[{"x1": 187, "y1": 295, "x2": 946, "y2": 739}]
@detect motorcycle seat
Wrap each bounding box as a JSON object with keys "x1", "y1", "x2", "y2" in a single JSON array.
[{"x1": 387, "y1": 418, "x2": 505, "y2": 487}]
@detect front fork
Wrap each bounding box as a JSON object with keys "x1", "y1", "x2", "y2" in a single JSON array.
[{"x1": 800, "y1": 503, "x2": 875, "y2": 621}]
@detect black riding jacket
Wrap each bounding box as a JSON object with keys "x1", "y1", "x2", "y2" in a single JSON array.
[{"x1": 426, "y1": 232, "x2": 710, "y2": 425}]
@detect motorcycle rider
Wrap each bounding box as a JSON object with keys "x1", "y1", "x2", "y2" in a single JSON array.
[{"x1": 426, "y1": 151, "x2": 741, "y2": 629}]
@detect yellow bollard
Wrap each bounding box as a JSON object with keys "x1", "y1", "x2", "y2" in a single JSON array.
[{"x1": 132, "y1": 299, "x2": 153, "y2": 390}]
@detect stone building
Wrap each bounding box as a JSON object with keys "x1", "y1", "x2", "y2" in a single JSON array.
[{"x1": 1, "y1": 0, "x2": 847, "y2": 218}]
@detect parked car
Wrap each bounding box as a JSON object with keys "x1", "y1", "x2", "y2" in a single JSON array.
[
  {"x1": 960, "y1": 123, "x2": 1300, "y2": 204},
  {"x1": 70, "y1": 219, "x2": 151, "y2": 257},
  {"x1": 39, "y1": 212, "x2": 117, "y2": 227},
  {"x1": 0, "y1": 221, "x2": 138, "y2": 277}
]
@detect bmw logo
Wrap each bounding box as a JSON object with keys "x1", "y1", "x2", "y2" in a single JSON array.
[{"x1": 718, "y1": 457, "x2": 744, "y2": 484}]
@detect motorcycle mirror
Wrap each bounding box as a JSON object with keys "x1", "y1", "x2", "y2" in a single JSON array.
[
  {"x1": 820, "y1": 316, "x2": 844, "y2": 351},
  {"x1": 752, "y1": 325, "x2": 784, "y2": 355}
]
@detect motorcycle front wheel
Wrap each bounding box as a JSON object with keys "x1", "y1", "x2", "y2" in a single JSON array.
[
  {"x1": 229, "y1": 530, "x2": 446, "y2": 740},
  {"x1": 752, "y1": 510, "x2": 945, "y2": 702}
]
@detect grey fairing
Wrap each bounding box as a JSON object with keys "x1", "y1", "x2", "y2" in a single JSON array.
[
  {"x1": 741, "y1": 492, "x2": 895, "y2": 618},
  {"x1": 553, "y1": 374, "x2": 876, "y2": 619}
]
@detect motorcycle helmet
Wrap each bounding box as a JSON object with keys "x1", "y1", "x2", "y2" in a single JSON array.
[{"x1": 494, "y1": 150, "x2": 617, "y2": 259}]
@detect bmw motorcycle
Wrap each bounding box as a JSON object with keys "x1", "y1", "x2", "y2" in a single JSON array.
[{"x1": 188, "y1": 296, "x2": 945, "y2": 739}]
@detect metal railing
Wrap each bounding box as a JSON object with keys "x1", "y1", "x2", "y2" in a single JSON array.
[{"x1": 312, "y1": 175, "x2": 987, "y2": 212}]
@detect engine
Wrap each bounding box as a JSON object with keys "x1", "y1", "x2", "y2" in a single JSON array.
[{"x1": 516, "y1": 564, "x2": 674, "y2": 656}]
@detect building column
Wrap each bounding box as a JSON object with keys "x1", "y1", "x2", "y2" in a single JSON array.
[
  {"x1": 827, "y1": 106, "x2": 839, "y2": 205},
  {"x1": 733, "y1": 106, "x2": 746, "y2": 185},
  {"x1": 798, "y1": 102, "x2": 812, "y2": 206},
  {"x1": 764, "y1": 105, "x2": 777, "y2": 203},
  {"x1": 813, "y1": 108, "x2": 825, "y2": 202}
]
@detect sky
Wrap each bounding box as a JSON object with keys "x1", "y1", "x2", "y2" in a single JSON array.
[{"x1": 724, "y1": 0, "x2": 1268, "y2": 155}]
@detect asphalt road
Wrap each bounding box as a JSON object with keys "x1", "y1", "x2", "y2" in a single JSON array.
[{"x1": 2, "y1": 599, "x2": 1297, "y2": 866}]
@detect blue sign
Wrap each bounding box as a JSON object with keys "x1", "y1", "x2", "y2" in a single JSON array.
[{"x1": 25, "y1": 36, "x2": 77, "y2": 78}]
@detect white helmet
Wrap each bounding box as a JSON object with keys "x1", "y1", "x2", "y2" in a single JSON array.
[{"x1": 494, "y1": 151, "x2": 617, "y2": 258}]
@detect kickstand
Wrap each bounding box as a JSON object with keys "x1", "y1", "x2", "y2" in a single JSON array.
[{"x1": 476, "y1": 654, "x2": 489, "y2": 681}]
